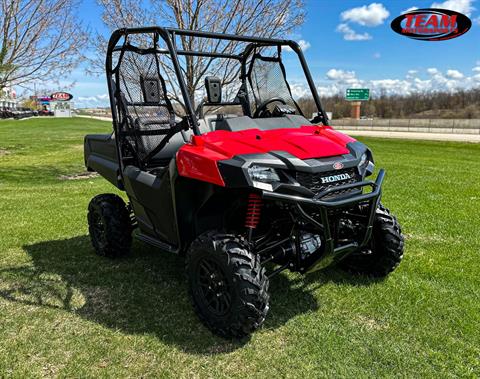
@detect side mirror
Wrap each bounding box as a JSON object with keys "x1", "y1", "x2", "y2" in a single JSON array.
[{"x1": 205, "y1": 76, "x2": 222, "y2": 103}]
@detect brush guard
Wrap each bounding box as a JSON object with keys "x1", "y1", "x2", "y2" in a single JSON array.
[{"x1": 261, "y1": 169, "x2": 385, "y2": 274}]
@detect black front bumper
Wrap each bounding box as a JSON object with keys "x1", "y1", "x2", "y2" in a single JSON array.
[{"x1": 261, "y1": 169, "x2": 385, "y2": 272}]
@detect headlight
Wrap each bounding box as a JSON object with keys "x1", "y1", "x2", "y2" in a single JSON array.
[
  {"x1": 248, "y1": 165, "x2": 280, "y2": 183},
  {"x1": 248, "y1": 165, "x2": 280, "y2": 191},
  {"x1": 359, "y1": 152, "x2": 368, "y2": 167},
  {"x1": 359, "y1": 152, "x2": 375, "y2": 176}
]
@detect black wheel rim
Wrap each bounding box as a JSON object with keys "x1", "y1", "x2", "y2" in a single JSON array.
[
  {"x1": 91, "y1": 211, "x2": 107, "y2": 250},
  {"x1": 195, "y1": 257, "x2": 232, "y2": 316}
]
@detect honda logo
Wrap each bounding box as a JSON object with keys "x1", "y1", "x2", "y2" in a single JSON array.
[{"x1": 321, "y1": 173, "x2": 351, "y2": 184}]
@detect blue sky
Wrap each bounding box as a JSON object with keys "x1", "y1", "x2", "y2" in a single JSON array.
[{"x1": 60, "y1": 0, "x2": 480, "y2": 107}]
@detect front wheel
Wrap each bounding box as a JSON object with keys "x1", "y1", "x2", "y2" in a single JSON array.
[
  {"x1": 186, "y1": 231, "x2": 270, "y2": 338},
  {"x1": 340, "y1": 204, "x2": 404, "y2": 277}
]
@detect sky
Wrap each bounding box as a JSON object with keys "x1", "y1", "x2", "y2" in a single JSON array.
[{"x1": 51, "y1": 0, "x2": 480, "y2": 108}]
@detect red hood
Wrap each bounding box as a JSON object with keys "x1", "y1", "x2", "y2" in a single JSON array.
[
  {"x1": 177, "y1": 125, "x2": 356, "y2": 186},
  {"x1": 190, "y1": 125, "x2": 354, "y2": 159}
]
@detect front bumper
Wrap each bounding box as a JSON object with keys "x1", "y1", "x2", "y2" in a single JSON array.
[{"x1": 261, "y1": 169, "x2": 385, "y2": 272}]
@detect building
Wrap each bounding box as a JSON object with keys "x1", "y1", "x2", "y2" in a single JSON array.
[{"x1": 0, "y1": 86, "x2": 17, "y2": 109}]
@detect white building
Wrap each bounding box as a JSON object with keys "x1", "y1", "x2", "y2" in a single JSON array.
[{"x1": 0, "y1": 86, "x2": 17, "y2": 109}]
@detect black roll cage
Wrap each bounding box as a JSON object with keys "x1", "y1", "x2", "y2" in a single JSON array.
[{"x1": 106, "y1": 26, "x2": 329, "y2": 132}]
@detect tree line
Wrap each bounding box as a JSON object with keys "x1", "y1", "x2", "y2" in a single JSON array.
[{"x1": 297, "y1": 88, "x2": 480, "y2": 119}]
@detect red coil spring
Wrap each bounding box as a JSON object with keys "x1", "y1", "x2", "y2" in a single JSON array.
[{"x1": 245, "y1": 193, "x2": 263, "y2": 229}]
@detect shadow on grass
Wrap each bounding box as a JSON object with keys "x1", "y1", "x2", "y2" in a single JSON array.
[{"x1": 0, "y1": 235, "x2": 377, "y2": 354}]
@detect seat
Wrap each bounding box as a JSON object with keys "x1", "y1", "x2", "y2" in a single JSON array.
[{"x1": 115, "y1": 50, "x2": 186, "y2": 168}]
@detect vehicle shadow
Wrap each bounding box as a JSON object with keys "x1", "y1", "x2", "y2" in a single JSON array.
[{"x1": 2, "y1": 235, "x2": 376, "y2": 354}]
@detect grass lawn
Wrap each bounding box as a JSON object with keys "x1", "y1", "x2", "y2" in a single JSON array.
[{"x1": 0, "y1": 117, "x2": 479, "y2": 378}]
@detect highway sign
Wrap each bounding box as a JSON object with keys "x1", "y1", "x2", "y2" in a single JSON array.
[{"x1": 346, "y1": 88, "x2": 370, "y2": 101}]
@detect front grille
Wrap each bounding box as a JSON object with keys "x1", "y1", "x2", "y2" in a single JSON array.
[{"x1": 296, "y1": 168, "x2": 359, "y2": 198}]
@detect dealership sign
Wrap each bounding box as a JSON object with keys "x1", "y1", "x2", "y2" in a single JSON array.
[
  {"x1": 51, "y1": 92, "x2": 73, "y2": 101},
  {"x1": 391, "y1": 8, "x2": 471, "y2": 41}
]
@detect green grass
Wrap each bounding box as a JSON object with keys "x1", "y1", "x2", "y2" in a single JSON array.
[{"x1": 0, "y1": 117, "x2": 479, "y2": 378}]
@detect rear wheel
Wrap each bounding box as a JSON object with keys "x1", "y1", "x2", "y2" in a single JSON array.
[
  {"x1": 340, "y1": 204, "x2": 404, "y2": 277},
  {"x1": 87, "y1": 194, "x2": 132, "y2": 258},
  {"x1": 186, "y1": 231, "x2": 269, "y2": 338}
]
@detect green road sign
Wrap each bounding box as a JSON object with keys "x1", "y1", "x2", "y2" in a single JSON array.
[{"x1": 345, "y1": 88, "x2": 370, "y2": 101}]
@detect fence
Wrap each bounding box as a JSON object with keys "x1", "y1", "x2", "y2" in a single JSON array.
[{"x1": 330, "y1": 119, "x2": 480, "y2": 135}]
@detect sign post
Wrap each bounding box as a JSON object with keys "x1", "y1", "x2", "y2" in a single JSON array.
[
  {"x1": 50, "y1": 92, "x2": 74, "y2": 117},
  {"x1": 345, "y1": 88, "x2": 370, "y2": 120}
]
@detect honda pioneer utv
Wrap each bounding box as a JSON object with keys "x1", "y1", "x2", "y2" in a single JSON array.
[{"x1": 84, "y1": 27, "x2": 404, "y2": 338}]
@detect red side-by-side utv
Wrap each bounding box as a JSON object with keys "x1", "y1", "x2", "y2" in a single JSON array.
[{"x1": 84, "y1": 27, "x2": 404, "y2": 338}]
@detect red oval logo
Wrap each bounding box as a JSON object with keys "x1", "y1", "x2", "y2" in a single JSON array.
[
  {"x1": 333, "y1": 162, "x2": 344, "y2": 170},
  {"x1": 391, "y1": 8, "x2": 471, "y2": 41},
  {"x1": 51, "y1": 92, "x2": 73, "y2": 101}
]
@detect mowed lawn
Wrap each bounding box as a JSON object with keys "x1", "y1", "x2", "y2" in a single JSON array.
[{"x1": 0, "y1": 117, "x2": 479, "y2": 378}]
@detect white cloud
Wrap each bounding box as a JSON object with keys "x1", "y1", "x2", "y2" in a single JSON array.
[
  {"x1": 474, "y1": 16, "x2": 480, "y2": 24},
  {"x1": 78, "y1": 96, "x2": 98, "y2": 102},
  {"x1": 370, "y1": 79, "x2": 412, "y2": 95},
  {"x1": 284, "y1": 39, "x2": 311, "y2": 52},
  {"x1": 373, "y1": 52, "x2": 381, "y2": 59},
  {"x1": 446, "y1": 69, "x2": 464, "y2": 79},
  {"x1": 406, "y1": 70, "x2": 418, "y2": 79},
  {"x1": 402, "y1": 6, "x2": 419, "y2": 13},
  {"x1": 304, "y1": 64, "x2": 480, "y2": 99},
  {"x1": 336, "y1": 23, "x2": 372, "y2": 41},
  {"x1": 431, "y1": 0, "x2": 475, "y2": 16},
  {"x1": 341, "y1": 3, "x2": 390, "y2": 26},
  {"x1": 412, "y1": 78, "x2": 432, "y2": 91},
  {"x1": 326, "y1": 69, "x2": 356, "y2": 81},
  {"x1": 316, "y1": 85, "x2": 338, "y2": 97},
  {"x1": 76, "y1": 93, "x2": 110, "y2": 108},
  {"x1": 289, "y1": 83, "x2": 310, "y2": 98},
  {"x1": 298, "y1": 40, "x2": 311, "y2": 51}
]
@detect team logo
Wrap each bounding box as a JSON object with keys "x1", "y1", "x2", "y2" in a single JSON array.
[
  {"x1": 51, "y1": 92, "x2": 73, "y2": 101},
  {"x1": 333, "y1": 162, "x2": 344, "y2": 170},
  {"x1": 391, "y1": 8, "x2": 471, "y2": 41}
]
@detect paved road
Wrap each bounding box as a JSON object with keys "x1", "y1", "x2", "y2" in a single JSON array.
[
  {"x1": 76, "y1": 115, "x2": 112, "y2": 122},
  {"x1": 76, "y1": 116, "x2": 480, "y2": 143}
]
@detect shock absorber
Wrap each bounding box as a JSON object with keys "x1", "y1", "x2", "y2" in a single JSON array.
[{"x1": 245, "y1": 193, "x2": 263, "y2": 242}]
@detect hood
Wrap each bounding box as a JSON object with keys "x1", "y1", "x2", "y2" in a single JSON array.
[
  {"x1": 176, "y1": 125, "x2": 357, "y2": 187},
  {"x1": 191, "y1": 125, "x2": 355, "y2": 160}
]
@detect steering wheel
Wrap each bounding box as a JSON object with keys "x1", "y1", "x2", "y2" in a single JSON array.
[{"x1": 253, "y1": 97, "x2": 287, "y2": 118}]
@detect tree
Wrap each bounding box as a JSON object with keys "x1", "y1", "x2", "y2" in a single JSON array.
[
  {"x1": 0, "y1": 0, "x2": 88, "y2": 90},
  {"x1": 91, "y1": 0, "x2": 305, "y2": 110},
  {"x1": 20, "y1": 97, "x2": 37, "y2": 109}
]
